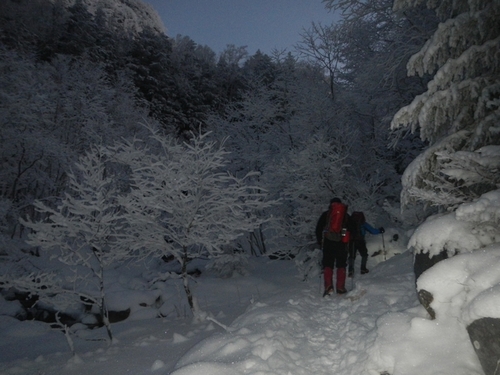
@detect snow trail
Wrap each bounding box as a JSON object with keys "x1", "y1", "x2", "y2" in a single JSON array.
[{"x1": 171, "y1": 252, "x2": 419, "y2": 375}]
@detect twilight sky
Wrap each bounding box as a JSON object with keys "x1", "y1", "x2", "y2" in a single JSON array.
[{"x1": 143, "y1": 0, "x2": 338, "y2": 55}]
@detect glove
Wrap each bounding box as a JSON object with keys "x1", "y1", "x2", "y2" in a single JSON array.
[{"x1": 379, "y1": 227, "x2": 385, "y2": 234}]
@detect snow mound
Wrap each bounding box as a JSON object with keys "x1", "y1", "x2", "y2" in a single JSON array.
[
  {"x1": 409, "y1": 189, "x2": 500, "y2": 257},
  {"x1": 417, "y1": 245, "x2": 500, "y2": 324}
]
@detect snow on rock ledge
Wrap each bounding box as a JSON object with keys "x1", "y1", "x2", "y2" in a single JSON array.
[{"x1": 409, "y1": 189, "x2": 500, "y2": 258}]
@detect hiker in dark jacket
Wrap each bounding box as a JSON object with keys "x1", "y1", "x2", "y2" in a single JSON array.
[
  {"x1": 347, "y1": 211, "x2": 384, "y2": 277},
  {"x1": 315, "y1": 198, "x2": 349, "y2": 296}
]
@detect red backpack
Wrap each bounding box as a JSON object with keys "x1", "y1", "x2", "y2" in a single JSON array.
[{"x1": 324, "y1": 202, "x2": 348, "y2": 241}]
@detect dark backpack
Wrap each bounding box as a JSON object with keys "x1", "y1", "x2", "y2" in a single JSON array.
[
  {"x1": 351, "y1": 211, "x2": 365, "y2": 240},
  {"x1": 324, "y1": 202, "x2": 347, "y2": 241}
]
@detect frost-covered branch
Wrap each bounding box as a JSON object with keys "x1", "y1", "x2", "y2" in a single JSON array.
[
  {"x1": 391, "y1": 0, "x2": 500, "y2": 212},
  {"x1": 19, "y1": 145, "x2": 132, "y2": 342},
  {"x1": 110, "y1": 126, "x2": 277, "y2": 316}
]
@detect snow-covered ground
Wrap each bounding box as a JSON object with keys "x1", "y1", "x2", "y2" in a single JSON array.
[
  {"x1": 0, "y1": 241, "x2": 487, "y2": 375},
  {"x1": 4, "y1": 189, "x2": 500, "y2": 375}
]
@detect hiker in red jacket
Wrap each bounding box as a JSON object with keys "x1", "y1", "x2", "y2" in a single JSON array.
[
  {"x1": 347, "y1": 211, "x2": 384, "y2": 277},
  {"x1": 315, "y1": 198, "x2": 350, "y2": 296}
]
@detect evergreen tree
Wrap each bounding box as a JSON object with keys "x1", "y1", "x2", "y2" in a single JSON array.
[
  {"x1": 391, "y1": 0, "x2": 500, "y2": 211},
  {"x1": 305, "y1": 0, "x2": 440, "y2": 223}
]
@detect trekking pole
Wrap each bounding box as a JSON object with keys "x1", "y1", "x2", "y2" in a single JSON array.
[
  {"x1": 348, "y1": 241, "x2": 355, "y2": 291},
  {"x1": 382, "y1": 232, "x2": 386, "y2": 261},
  {"x1": 351, "y1": 267, "x2": 354, "y2": 291},
  {"x1": 320, "y1": 234, "x2": 324, "y2": 296},
  {"x1": 347, "y1": 240, "x2": 357, "y2": 291},
  {"x1": 319, "y1": 270, "x2": 322, "y2": 295}
]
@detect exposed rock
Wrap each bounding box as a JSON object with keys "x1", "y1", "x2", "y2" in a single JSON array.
[
  {"x1": 108, "y1": 308, "x2": 131, "y2": 323},
  {"x1": 417, "y1": 289, "x2": 436, "y2": 320},
  {"x1": 413, "y1": 250, "x2": 449, "y2": 319},
  {"x1": 413, "y1": 249, "x2": 448, "y2": 280},
  {"x1": 467, "y1": 317, "x2": 500, "y2": 375}
]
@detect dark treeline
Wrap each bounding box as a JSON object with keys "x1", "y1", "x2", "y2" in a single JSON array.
[{"x1": 1, "y1": 0, "x2": 245, "y2": 136}]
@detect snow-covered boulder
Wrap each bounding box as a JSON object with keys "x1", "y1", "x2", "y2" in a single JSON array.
[
  {"x1": 417, "y1": 246, "x2": 500, "y2": 375},
  {"x1": 409, "y1": 190, "x2": 500, "y2": 375}
]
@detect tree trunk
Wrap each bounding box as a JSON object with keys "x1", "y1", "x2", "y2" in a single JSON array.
[
  {"x1": 249, "y1": 225, "x2": 267, "y2": 255},
  {"x1": 181, "y1": 246, "x2": 194, "y2": 312},
  {"x1": 98, "y1": 265, "x2": 113, "y2": 342}
]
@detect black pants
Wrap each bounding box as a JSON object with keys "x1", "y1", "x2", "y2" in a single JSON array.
[
  {"x1": 322, "y1": 238, "x2": 348, "y2": 269},
  {"x1": 348, "y1": 239, "x2": 368, "y2": 272}
]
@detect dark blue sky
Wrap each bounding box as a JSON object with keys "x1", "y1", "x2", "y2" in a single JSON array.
[{"x1": 143, "y1": 0, "x2": 337, "y2": 55}]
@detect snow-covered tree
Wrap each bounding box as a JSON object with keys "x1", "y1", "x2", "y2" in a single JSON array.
[
  {"x1": 215, "y1": 44, "x2": 249, "y2": 102},
  {"x1": 317, "y1": 0, "x2": 439, "y2": 224},
  {"x1": 0, "y1": 47, "x2": 149, "y2": 240},
  {"x1": 211, "y1": 80, "x2": 286, "y2": 177},
  {"x1": 266, "y1": 127, "x2": 383, "y2": 246},
  {"x1": 391, "y1": 0, "x2": 500, "y2": 211},
  {"x1": 210, "y1": 52, "x2": 345, "y2": 256},
  {"x1": 111, "y1": 127, "x2": 276, "y2": 317},
  {"x1": 268, "y1": 134, "x2": 350, "y2": 252},
  {"x1": 16, "y1": 145, "x2": 130, "y2": 342}
]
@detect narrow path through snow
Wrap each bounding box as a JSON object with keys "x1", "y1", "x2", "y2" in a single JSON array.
[{"x1": 171, "y1": 252, "x2": 419, "y2": 375}]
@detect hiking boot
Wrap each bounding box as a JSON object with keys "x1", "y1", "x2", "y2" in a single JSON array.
[
  {"x1": 361, "y1": 268, "x2": 369, "y2": 274},
  {"x1": 323, "y1": 286, "x2": 334, "y2": 297},
  {"x1": 348, "y1": 270, "x2": 353, "y2": 278},
  {"x1": 336, "y1": 287, "x2": 347, "y2": 294}
]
